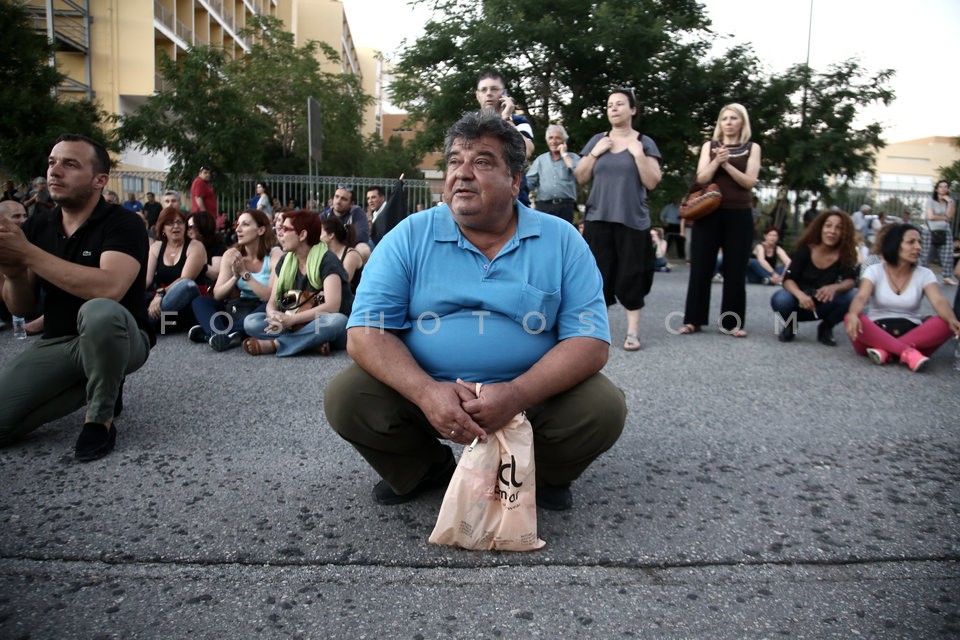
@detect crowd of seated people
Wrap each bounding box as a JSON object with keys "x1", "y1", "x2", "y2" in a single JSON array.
[{"x1": 189, "y1": 209, "x2": 281, "y2": 352}]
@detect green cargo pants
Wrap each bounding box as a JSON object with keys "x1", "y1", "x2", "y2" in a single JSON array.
[
  {"x1": 325, "y1": 363, "x2": 626, "y2": 495},
  {"x1": 0, "y1": 298, "x2": 150, "y2": 446}
]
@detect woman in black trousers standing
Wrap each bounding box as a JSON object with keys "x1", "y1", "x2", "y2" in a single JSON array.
[{"x1": 679, "y1": 103, "x2": 761, "y2": 337}]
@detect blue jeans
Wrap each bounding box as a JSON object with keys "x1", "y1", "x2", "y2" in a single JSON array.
[
  {"x1": 244, "y1": 312, "x2": 349, "y2": 357},
  {"x1": 747, "y1": 260, "x2": 784, "y2": 283},
  {"x1": 770, "y1": 288, "x2": 856, "y2": 331},
  {"x1": 155, "y1": 279, "x2": 199, "y2": 330},
  {"x1": 191, "y1": 296, "x2": 266, "y2": 340}
]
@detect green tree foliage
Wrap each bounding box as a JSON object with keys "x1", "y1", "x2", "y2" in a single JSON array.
[
  {"x1": 0, "y1": 1, "x2": 113, "y2": 182},
  {"x1": 390, "y1": 0, "x2": 771, "y2": 202},
  {"x1": 233, "y1": 15, "x2": 372, "y2": 175},
  {"x1": 390, "y1": 0, "x2": 894, "y2": 213},
  {"x1": 116, "y1": 46, "x2": 272, "y2": 191},
  {"x1": 761, "y1": 61, "x2": 894, "y2": 199},
  {"x1": 361, "y1": 134, "x2": 426, "y2": 180}
]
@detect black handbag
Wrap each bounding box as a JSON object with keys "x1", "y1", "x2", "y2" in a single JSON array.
[
  {"x1": 875, "y1": 317, "x2": 919, "y2": 337},
  {"x1": 226, "y1": 297, "x2": 261, "y2": 327},
  {"x1": 930, "y1": 229, "x2": 948, "y2": 245}
]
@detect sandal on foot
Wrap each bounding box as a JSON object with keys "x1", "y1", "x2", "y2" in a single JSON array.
[
  {"x1": 678, "y1": 324, "x2": 700, "y2": 335},
  {"x1": 730, "y1": 329, "x2": 748, "y2": 338},
  {"x1": 243, "y1": 338, "x2": 276, "y2": 356},
  {"x1": 623, "y1": 333, "x2": 641, "y2": 351}
]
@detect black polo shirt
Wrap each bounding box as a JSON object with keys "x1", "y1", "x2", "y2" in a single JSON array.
[{"x1": 22, "y1": 197, "x2": 153, "y2": 342}]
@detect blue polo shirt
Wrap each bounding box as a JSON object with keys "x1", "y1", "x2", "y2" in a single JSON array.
[{"x1": 348, "y1": 202, "x2": 610, "y2": 383}]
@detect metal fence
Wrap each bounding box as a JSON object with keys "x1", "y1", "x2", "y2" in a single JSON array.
[
  {"x1": 110, "y1": 172, "x2": 435, "y2": 220},
  {"x1": 112, "y1": 171, "x2": 957, "y2": 238}
]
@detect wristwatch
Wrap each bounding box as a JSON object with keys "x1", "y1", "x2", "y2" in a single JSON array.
[
  {"x1": 156, "y1": 287, "x2": 166, "y2": 298},
  {"x1": 241, "y1": 272, "x2": 252, "y2": 281}
]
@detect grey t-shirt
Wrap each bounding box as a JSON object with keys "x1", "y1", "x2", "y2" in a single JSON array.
[{"x1": 580, "y1": 133, "x2": 662, "y2": 231}]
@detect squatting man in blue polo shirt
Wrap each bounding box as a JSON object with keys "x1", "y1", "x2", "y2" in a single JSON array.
[{"x1": 325, "y1": 111, "x2": 626, "y2": 511}]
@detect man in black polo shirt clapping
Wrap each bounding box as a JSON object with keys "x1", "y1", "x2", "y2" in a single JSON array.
[{"x1": 0, "y1": 134, "x2": 153, "y2": 461}]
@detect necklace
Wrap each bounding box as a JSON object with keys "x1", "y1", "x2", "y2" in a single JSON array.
[{"x1": 884, "y1": 265, "x2": 911, "y2": 295}]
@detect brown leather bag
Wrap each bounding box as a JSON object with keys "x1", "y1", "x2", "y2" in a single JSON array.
[{"x1": 279, "y1": 289, "x2": 324, "y2": 332}]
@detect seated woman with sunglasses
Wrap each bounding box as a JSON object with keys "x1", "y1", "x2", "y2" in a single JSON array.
[
  {"x1": 145, "y1": 207, "x2": 207, "y2": 329},
  {"x1": 189, "y1": 209, "x2": 281, "y2": 351},
  {"x1": 242, "y1": 210, "x2": 353, "y2": 356}
]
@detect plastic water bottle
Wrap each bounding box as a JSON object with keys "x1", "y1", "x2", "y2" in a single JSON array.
[{"x1": 12, "y1": 315, "x2": 26, "y2": 340}]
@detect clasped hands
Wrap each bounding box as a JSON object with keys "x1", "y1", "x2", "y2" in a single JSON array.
[
  {"x1": 0, "y1": 216, "x2": 30, "y2": 275},
  {"x1": 797, "y1": 285, "x2": 839, "y2": 312},
  {"x1": 264, "y1": 309, "x2": 290, "y2": 334},
  {"x1": 422, "y1": 378, "x2": 525, "y2": 445}
]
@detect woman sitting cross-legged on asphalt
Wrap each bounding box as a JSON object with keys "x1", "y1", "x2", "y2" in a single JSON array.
[
  {"x1": 242, "y1": 209, "x2": 353, "y2": 356},
  {"x1": 189, "y1": 209, "x2": 281, "y2": 351},
  {"x1": 145, "y1": 207, "x2": 207, "y2": 331},
  {"x1": 771, "y1": 211, "x2": 858, "y2": 346},
  {"x1": 748, "y1": 226, "x2": 791, "y2": 285},
  {"x1": 844, "y1": 223, "x2": 960, "y2": 372}
]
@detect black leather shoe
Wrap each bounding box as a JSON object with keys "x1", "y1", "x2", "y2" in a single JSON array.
[
  {"x1": 372, "y1": 446, "x2": 456, "y2": 505},
  {"x1": 537, "y1": 483, "x2": 573, "y2": 511},
  {"x1": 188, "y1": 325, "x2": 207, "y2": 343},
  {"x1": 817, "y1": 322, "x2": 837, "y2": 346},
  {"x1": 75, "y1": 422, "x2": 117, "y2": 462},
  {"x1": 778, "y1": 327, "x2": 795, "y2": 343}
]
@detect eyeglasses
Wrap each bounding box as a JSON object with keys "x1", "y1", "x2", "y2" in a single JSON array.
[
  {"x1": 336, "y1": 184, "x2": 353, "y2": 193},
  {"x1": 167, "y1": 219, "x2": 186, "y2": 226},
  {"x1": 279, "y1": 225, "x2": 297, "y2": 233},
  {"x1": 187, "y1": 222, "x2": 195, "y2": 228}
]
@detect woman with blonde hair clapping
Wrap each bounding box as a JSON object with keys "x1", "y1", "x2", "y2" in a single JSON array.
[{"x1": 680, "y1": 103, "x2": 761, "y2": 338}]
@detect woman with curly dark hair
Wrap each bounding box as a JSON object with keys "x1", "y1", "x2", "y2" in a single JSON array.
[{"x1": 771, "y1": 211, "x2": 859, "y2": 345}]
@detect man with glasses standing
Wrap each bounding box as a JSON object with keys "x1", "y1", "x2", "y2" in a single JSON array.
[
  {"x1": 322, "y1": 185, "x2": 371, "y2": 263},
  {"x1": 476, "y1": 70, "x2": 534, "y2": 206}
]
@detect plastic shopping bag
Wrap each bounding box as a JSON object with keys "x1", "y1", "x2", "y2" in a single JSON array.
[{"x1": 429, "y1": 396, "x2": 545, "y2": 551}]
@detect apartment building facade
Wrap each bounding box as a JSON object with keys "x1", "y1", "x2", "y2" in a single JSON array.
[{"x1": 28, "y1": 0, "x2": 383, "y2": 176}]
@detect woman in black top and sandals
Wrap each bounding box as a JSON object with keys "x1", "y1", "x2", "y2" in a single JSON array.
[{"x1": 679, "y1": 103, "x2": 761, "y2": 338}]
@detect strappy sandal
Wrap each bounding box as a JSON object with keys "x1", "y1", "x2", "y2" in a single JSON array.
[
  {"x1": 623, "y1": 333, "x2": 641, "y2": 351},
  {"x1": 243, "y1": 338, "x2": 277, "y2": 356},
  {"x1": 678, "y1": 324, "x2": 700, "y2": 335}
]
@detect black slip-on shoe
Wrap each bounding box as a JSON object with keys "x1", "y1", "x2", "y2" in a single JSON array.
[
  {"x1": 372, "y1": 445, "x2": 456, "y2": 505},
  {"x1": 75, "y1": 422, "x2": 117, "y2": 462},
  {"x1": 817, "y1": 322, "x2": 837, "y2": 346},
  {"x1": 778, "y1": 326, "x2": 796, "y2": 343},
  {"x1": 537, "y1": 483, "x2": 573, "y2": 511}
]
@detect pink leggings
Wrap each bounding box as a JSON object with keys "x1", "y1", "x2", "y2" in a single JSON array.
[{"x1": 847, "y1": 313, "x2": 953, "y2": 358}]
